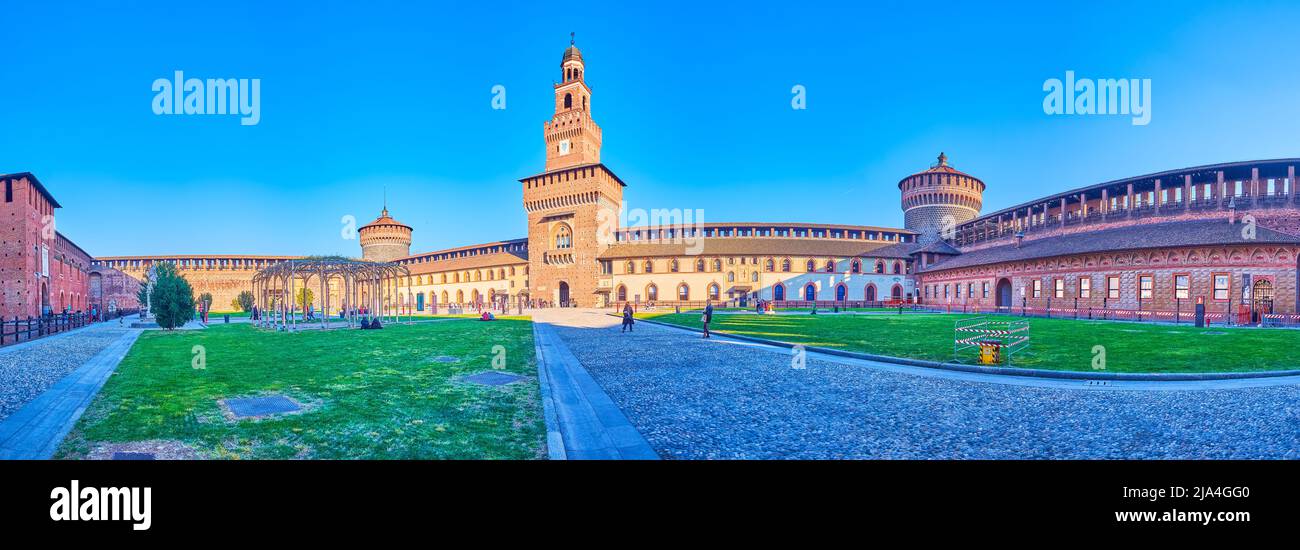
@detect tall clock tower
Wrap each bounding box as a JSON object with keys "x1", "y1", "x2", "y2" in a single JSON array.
[{"x1": 522, "y1": 37, "x2": 625, "y2": 307}]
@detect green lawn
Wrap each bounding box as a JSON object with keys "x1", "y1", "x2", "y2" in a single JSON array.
[
  {"x1": 56, "y1": 319, "x2": 545, "y2": 459},
  {"x1": 638, "y1": 312, "x2": 1300, "y2": 374}
]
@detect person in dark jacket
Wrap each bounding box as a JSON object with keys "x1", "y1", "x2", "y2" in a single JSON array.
[
  {"x1": 702, "y1": 301, "x2": 714, "y2": 338},
  {"x1": 621, "y1": 303, "x2": 635, "y2": 332}
]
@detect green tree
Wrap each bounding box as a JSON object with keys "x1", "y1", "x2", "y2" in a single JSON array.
[
  {"x1": 150, "y1": 262, "x2": 196, "y2": 330},
  {"x1": 296, "y1": 287, "x2": 315, "y2": 311},
  {"x1": 136, "y1": 284, "x2": 149, "y2": 312},
  {"x1": 235, "y1": 290, "x2": 255, "y2": 312},
  {"x1": 199, "y1": 292, "x2": 213, "y2": 311}
]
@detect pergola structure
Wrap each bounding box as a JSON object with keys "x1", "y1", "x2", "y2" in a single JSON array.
[{"x1": 251, "y1": 256, "x2": 412, "y2": 332}]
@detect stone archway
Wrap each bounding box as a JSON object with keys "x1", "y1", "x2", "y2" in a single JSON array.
[
  {"x1": 558, "y1": 281, "x2": 570, "y2": 306},
  {"x1": 996, "y1": 278, "x2": 1013, "y2": 309}
]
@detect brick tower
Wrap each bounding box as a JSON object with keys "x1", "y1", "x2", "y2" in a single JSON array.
[
  {"x1": 898, "y1": 152, "x2": 985, "y2": 243},
  {"x1": 358, "y1": 206, "x2": 412, "y2": 262},
  {"x1": 522, "y1": 38, "x2": 625, "y2": 307}
]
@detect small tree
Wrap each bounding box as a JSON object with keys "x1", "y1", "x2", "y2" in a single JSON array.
[
  {"x1": 199, "y1": 292, "x2": 213, "y2": 311},
  {"x1": 235, "y1": 290, "x2": 255, "y2": 312},
  {"x1": 136, "y1": 284, "x2": 149, "y2": 312},
  {"x1": 296, "y1": 287, "x2": 315, "y2": 311},
  {"x1": 150, "y1": 262, "x2": 196, "y2": 330}
]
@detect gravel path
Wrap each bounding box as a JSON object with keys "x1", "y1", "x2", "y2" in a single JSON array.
[
  {"x1": 547, "y1": 311, "x2": 1300, "y2": 459},
  {"x1": 0, "y1": 322, "x2": 136, "y2": 422}
]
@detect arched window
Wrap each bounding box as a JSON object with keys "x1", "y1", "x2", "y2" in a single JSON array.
[
  {"x1": 695, "y1": 259, "x2": 705, "y2": 272},
  {"x1": 781, "y1": 258, "x2": 791, "y2": 272},
  {"x1": 646, "y1": 284, "x2": 658, "y2": 301},
  {"x1": 456, "y1": 290, "x2": 464, "y2": 303},
  {"x1": 555, "y1": 224, "x2": 572, "y2": 249},
  {"x1": 835, "y1": 283, "x2": 848, "y2": 301},
  {"x1": 751, "y1": 271, "x2": 759, "y2": 282},
  {"x1": 804, "y1": 284, "x2": 817, "y2": 301},
  {"x1": 773, "y1": 283, "x2": 786, "y2": 301},
  {"x1": 891, "y1": 284, "x2": 904, "y2": 300},
  {"x1": 824, "y1": 259, "x2": 835, "y2": 272},
  {"x1": 707, "y1": 283, "x2": 720, "y2": 300},
  {"x1": 765, "y1": 258, "x2": 774, "y2": 271},
  {"x1": 865, "y1": 284, "x2": 877, "y2": 302},
  {"x1": 509, "y1": 266, "x2": 515, "y2": 276},
  {"x1": 643, "y1": 260, "x2": 654, "y2": 273},
  {"x1": 625, "y1": 261, "x2": 635, "y2": 274},
  {"x1": 564, "y1": 93, "x2": 572, "y2": 109},
  {"x1": 670, "y1": 259, "x2": 679, "y2": 272},
  {"x1": 677, "y1": 284, "x2": 689, "y2": 301},
  {"x1": 806, "y1": 259, "x2": 816, "y2": 272},
  {"x1": 727, "y1": 272, "x2": 735, "y2": 282},
  {"x1": 441, "y1": 291, "x2": 449, "y2": 304},
  {"x1": 851, "y1": 259, "x2": 861, "y2": 273},
  {"x1": 874, "y1": 261, "x2": 885, "y2": 274},
  {"x1": 711, "y1": 259, "x2": 722, "y2": 272},
  {"x1": 893, "y1": 261, "x2": 903, "y2": 274},
  {"x1": 616, "y1": 285, "x2": 627, "y2": 302}
]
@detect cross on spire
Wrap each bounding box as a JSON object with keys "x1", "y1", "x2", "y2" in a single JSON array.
[{"x1": 570, "y1": 32, "x2": 575, "y2": 45}]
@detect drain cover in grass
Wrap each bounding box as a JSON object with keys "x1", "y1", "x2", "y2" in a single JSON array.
[
  {"x1": 112, "y1": 452, "x2": 156, "y2": 460},
  {"x1": 431, "y1": 356, "x2": 461, "y2": 363},
  {"x1": 223, "y1": 395, "x2": 302, "y2": 418},
  {"x1": 464, "y1": 372, "x2": 523, "y2": 386}
]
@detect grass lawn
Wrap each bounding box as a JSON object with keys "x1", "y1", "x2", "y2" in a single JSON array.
[
  {"x1": 56, "y1": 318, "x2": 544, "y2": 459},
  {"x1": 638, "y1": 312, "x2": 1300, "y2": 374}
]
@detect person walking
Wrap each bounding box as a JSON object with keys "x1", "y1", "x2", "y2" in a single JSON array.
[
  {"x1": 702, "y1": 300, "x2": 714, "y2": 338},
  {"x1": 621, "y1": 302, "x2": 635, "y2": 332}
]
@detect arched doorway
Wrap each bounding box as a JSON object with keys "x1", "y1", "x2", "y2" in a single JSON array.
[
  {"x1": 891, "y1": 284, "x2": 903, "y2": 300},
  {"x1": 865, "y1": 284, "x2": 877, "y2": 302},
  {"x1": 616, "y1": 284, "x2": 627, "y2": 302},
  {"x1": 995, "y1": 278, "x2": 1013, "y2": 309},
  {"x1": 416, "y1": 292, "x2": 425, "y2": 312},
  {"x1": 803, "y1": 284, "x2": 816, "y2": 301},
  {"x1": 558, "y1": 281, "x2": 570, "y2": 306},
  {"x1": 1252, "y1": 279, "x2": 1274, "y2": 323},
  {"x1": 835, "y1": 283, "x2": 847, "y2": 301},
  {"x1": 773, "y1": 283, "x2": 785, "y2": 301},
  {"x1": 40, "y1": 282, "x2": 50, "y2": 315}
]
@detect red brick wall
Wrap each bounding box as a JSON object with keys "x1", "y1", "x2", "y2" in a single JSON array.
[
  {"x1": 916, "y1": 244, "x2": 1299, "y2": 315},
  {"x1": 0, "y1": 175, "x2": 92, "y2": 318}
]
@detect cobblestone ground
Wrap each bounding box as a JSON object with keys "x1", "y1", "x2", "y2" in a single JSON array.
[
  {"x1": 0, "y1": 322, "x2": 136, "y2": 422},
  {"x1": 547, "y1": 310, "x2": 1300, "y2": 459}
]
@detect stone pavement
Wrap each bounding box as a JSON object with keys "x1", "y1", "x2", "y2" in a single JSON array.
[
  {"x1": 531, "y1": 309, "x2": 658, "y2": 459},
  {"x1": 0, "y1": 318, "x2": 143, "y2": 459},
  {"x1": 541, "y1": 309, "x2": 1300, "y2": 459}
]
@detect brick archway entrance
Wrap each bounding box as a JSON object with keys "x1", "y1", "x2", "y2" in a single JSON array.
[
  {"x1": 558, "y1": 281, "x2": 570, "y2": 306},
  {"x1": 996, "y1": 278, "x2": 1013, "y2": 309}
]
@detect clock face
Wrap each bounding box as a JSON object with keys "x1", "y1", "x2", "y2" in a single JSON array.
[{"x1": 559, "y1": 140, "x2": 571, "y2": 154}]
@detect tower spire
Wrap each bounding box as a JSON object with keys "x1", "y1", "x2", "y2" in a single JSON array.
[{"x1": 570, "y1": 31, "x2": 575, "y2": 45}]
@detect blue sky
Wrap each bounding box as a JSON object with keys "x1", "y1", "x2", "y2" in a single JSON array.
[{"x1": 2, "y1": 0, "x2": 1297, "y2": 256}]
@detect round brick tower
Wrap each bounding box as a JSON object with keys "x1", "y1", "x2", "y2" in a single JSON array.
[
  {"x1": 899, "y1": 152, "x2": 984, "y2": 243},
  {"x1": 358, "y1": 207, "x2": 412, "y2": 262}
]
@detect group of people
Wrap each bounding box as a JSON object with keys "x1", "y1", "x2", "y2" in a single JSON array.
[{"x1": 620, "y1": 300, "x2": 714, "y2": 338}]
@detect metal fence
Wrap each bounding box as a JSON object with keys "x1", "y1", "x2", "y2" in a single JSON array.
[{"x1": 0, "y1": 308, "x2": 138, "y2": 347}]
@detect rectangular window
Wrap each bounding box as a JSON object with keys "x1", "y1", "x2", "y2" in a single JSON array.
[
  {"x1": 1139, "y1": 275, "x2": 1153, "y2": 300},
  {"x1": 1054, "y1": 278, "x2": 1064, "y2": 299},
  {"x1": 982, "y1": 282, "x2": 989, "y2": 298},
  {"x1": 1107, "y1": 276, "x2": 1120, "y2": 300},
  {"x1": 944, "y1": 284, "x2": 949, "y2": 298},
  {"x1": 1174, "y1": 274, "x2": 1190, "y2": 300},
  {"x1": 1213, "y1": 273, "x2": 1230, "y2": 301},
  {"x1": 4, "y1": 179, "x2": 11, "y2": 203},
  {"x1": 1078, "y1": 277, "x2": 1091, "y2": 299},
  {"x1": 967, "y1": 283, "x2": 974, "y2": 298},
  {"x1": 1032, "y1": 279, "x2": 1042, "y2": 298}
]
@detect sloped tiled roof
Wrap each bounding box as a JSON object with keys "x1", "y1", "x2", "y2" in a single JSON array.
[{"x1": 598, "y1": 238, "x2": 906, "y2": 259}]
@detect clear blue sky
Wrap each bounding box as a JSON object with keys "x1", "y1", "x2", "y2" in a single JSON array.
[{"x1": 2, "y1": 0, "x2": 1297, "y2": 257}]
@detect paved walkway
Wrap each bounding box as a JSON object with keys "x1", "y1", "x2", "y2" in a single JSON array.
[
  {"x1": 531, "y1": 309, "x2": 658, "y2": 459},
  {"x1": 540, "y1": 309, "x2": 1300, "y2": 459},
  {"x1": 0, "y1": 319, "x2": 143, "y2": 459}
]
